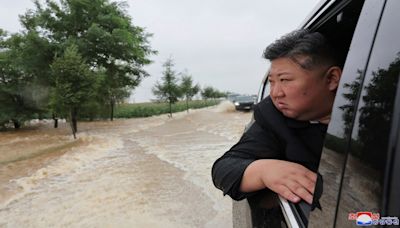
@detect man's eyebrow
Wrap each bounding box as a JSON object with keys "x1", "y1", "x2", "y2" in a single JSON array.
[
  {"x1": 269, "y1": 71, "x2": 292, "y2": 77},
  {"x1": 277, "y1": 72, "x2": 292, "y2": 76}
]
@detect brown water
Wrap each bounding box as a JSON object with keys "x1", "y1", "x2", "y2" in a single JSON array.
[{"x1": 0, "y1": 102, "x2": 252, "y2": 227}]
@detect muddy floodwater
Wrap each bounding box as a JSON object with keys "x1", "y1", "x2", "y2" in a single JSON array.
[{"x1": 0, "y1": 102, "x2": 252, "y2": 228}]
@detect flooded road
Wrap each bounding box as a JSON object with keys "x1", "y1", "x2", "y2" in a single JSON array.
[{"x1": 0, "y1": 102, "x2": 252, "y2": 227}]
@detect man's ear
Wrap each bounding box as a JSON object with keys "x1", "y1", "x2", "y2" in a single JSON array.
[{"x1": 326, "y1": 66, "x2": 342, "y2": 91}]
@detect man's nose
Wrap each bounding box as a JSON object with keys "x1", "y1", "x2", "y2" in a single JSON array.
[{"x1": 270, "y1": 83, "x2": 284, "y2": 98}]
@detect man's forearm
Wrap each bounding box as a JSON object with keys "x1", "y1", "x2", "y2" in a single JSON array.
[
  {"x1": 239, "y1": 159, "x2": 267, "y2": 192},
  {"x1": 212, "y1": 154, "x2": 255, "y2": 200}
]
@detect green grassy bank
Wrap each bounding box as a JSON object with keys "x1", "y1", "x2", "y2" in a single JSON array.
[{"x1": 114, "y1": 99, "x2": 220, "y2": 118}]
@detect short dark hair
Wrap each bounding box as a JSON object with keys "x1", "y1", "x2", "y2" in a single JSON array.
[{"x1": 263, "y1": 29, "x2": 340, "y2": 70}]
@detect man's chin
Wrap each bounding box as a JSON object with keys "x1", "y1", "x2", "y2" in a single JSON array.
[{"x1": 280, "y1": 109, "x2": 297, "y2": 119}]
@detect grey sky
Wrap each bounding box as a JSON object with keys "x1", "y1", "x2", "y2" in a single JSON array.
[{"x1": 0, "y1": 0, "x2": 320, "y2": 102}]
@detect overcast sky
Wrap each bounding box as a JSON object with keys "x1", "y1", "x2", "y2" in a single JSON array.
[{"x1": 0, "y1": 0, "x2": 320, "y2": 102}]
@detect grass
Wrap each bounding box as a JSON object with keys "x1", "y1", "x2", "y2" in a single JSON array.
[{"x1": 114, "y1": 99, "x2": 220, "y2": 118}]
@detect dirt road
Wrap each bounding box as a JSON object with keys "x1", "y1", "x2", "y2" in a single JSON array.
[{"x1": 0, "y1": 102, "x2": 252, "y2": 227}]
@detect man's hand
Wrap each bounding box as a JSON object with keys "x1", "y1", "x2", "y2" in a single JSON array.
[{"x1": 240, "y1": 159, "x2": 317, "y2": 204}]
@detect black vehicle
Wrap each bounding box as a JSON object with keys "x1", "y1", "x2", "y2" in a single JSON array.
[
  {"x1": 233, "y1": 0, "x2": 400, "y2": 227},
  {"x1": 233, "y1": 95, "x2": 256, "y2": 111}
]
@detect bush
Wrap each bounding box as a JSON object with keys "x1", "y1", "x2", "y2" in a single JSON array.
[{"x1": 114, "y1": 100, "x2": 220, "y2": 118}]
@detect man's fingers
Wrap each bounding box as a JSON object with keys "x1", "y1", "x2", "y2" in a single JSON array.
[
  {"x1": 259, "y1": 160, "x2": 318, "y2": 205},
  {"x1": 290, "y1": 162, "x2": 317, "y2": 182},
  {"x1": 277, "y1": 185, "x2": 301, "y2": 203},
  {"x1": 288, "y1": 163, "x2": 317, "y2": 194},
  {"x1": 285, "y1": 180, "x2": 313, "y2": 204},
  {"x1": 304, "y1": 169, "x2": 317, "y2": 182},
  {"x1": 295, "y1": 174, "x2": 316, "y2": 194}
]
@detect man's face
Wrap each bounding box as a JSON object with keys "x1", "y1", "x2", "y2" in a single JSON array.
[{"x1": 268, "y1": 57, "x2": 338, "y2": 121}]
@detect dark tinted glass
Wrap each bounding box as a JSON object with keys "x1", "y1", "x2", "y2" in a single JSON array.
[
  {"x1": 336, "y1": 0, "x2": 400, "y2": 226},
  {"x1": 308, "y1": 1, "x2": 386, "y2": 227}
]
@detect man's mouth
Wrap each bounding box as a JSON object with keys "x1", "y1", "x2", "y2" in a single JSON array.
[{"x1": 276, "y1": 102, "x2": 287, "y2": 109}]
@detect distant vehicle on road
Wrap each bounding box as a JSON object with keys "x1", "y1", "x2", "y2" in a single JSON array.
[
  {"x1": 227, "y1": 93, "x2": 241, "y2": 102},
  {"x1": 233, "y1": 96, "x2": 256, "y2": 111}
]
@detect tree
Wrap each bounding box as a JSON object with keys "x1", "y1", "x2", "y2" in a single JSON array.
[
  {"x1": 20, "y1": 0, "x2": 156, "y2": 121},
  {"x1": 0, "y1": 31, "x2": 45, "y2": 128},
  {"x1": 0, "y1": 51, "x2": 35, "y2": 128},
  {"x1": 50, "y1": 45, "x2": 96, "y2": 138},
  {"x1": 152, "y1": 58, "x2": 181, "y2": 117},
  {"x1": 214, "y1": 90, "x2": 227, "y2": 99},
  {"x1": 201, "y1": 86, "x2": 225, "y2": 100},
  {"x1": 179, "y1": 70, "x2": 199, "y2": 112},
  {"x1": 10, "y1": 31, "x2": 57, "y2": 126},
  {"x1": 201, "y1": 86, "x2": 214, "y2": 100}
]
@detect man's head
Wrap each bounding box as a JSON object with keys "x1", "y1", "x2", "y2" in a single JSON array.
[{"x1": 263, "y1": 29, "x2": 342, "y2": 122}]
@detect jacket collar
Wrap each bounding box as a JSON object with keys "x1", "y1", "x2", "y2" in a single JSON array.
[{"x1": 285, "y1": 117, "x2": 310, "y2": 128}]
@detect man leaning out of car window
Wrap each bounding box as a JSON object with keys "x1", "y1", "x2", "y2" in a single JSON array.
[{"x1": 212, "y1": 29, "x2": 342, "y2": 205}]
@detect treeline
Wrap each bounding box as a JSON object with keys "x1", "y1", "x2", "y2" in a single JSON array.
[
  {"x1": 152, "y1": 58, "x2": 226, "y2": 117},
  {"x1": 0, "y1": 0, "x2": 155, "y2": 138},
  {"x1": 115, "y1": 100, "x2": 221, "y2": 118},
  {"x1": 0, "y1": 0, "x2": 229, "y2": 137}
]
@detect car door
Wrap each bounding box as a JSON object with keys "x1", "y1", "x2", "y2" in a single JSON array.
[
  {"x1": 307, "y1": 0, "x2": 386, "y2": 227},
  {"x1": 331, "y1": 0, "x2": 400, "y2": 226}
]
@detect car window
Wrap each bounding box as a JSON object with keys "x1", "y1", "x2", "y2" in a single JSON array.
[
  {"x1": 260, "y1": 79, "x2": 270, "y2": 101},
  {"x1": 335, "y1": 0, "x2": 400, "y2": 226},
  {"x1": 235, "y1": 96, "x2": 255, "y2": 102},
  {"x1": 308, "y1": 0, "x2": 386, "y2": 227},
  {"x1": 257, "y1": 71, "x2": 270, "y2": 103}
]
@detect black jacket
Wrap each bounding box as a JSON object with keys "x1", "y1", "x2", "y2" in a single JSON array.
[{"x1": 211, "y1": 97, "x2": 327, "y2": 200}]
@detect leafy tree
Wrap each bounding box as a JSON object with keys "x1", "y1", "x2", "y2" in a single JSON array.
[
  {"x1": 152, "y1": 58, "x2": 181, "y2": 117},
  {"x1": 201, "y1": 86, "x2": 225, "y2": 100},
  {"x1": 50, "y1": 45, "x2": 96, "y2": 138},
  {"x1": 20, "y1": 0, "x2": 156, "y2": 121},
  {"x1": 201, "y1": 86, "x2": 214, "y2": 100},
  {"x1": 0, "y1": 31, "x2": 45, "y2": 128},
  {"x1": 214, "y1": 90, "x2": 227, "y2": 99},
  {"x1": 0, "y1": 51, "x2": 34, "y2": 128},
  {"x1": 179, "y1": 70, "x2": 199, "y2": 112},
  {"x1": 14, "y1": 31, "x2": 58, "y2": 125}
]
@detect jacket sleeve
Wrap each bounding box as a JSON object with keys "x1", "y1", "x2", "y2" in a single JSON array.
[{"x1": 211, "y1": 119, "x2": 283, "y2": 200}]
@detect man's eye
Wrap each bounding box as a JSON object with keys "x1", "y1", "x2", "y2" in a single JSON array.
[{"x1": 280, "y1": 78, "x2": 289, "y2": 82}]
